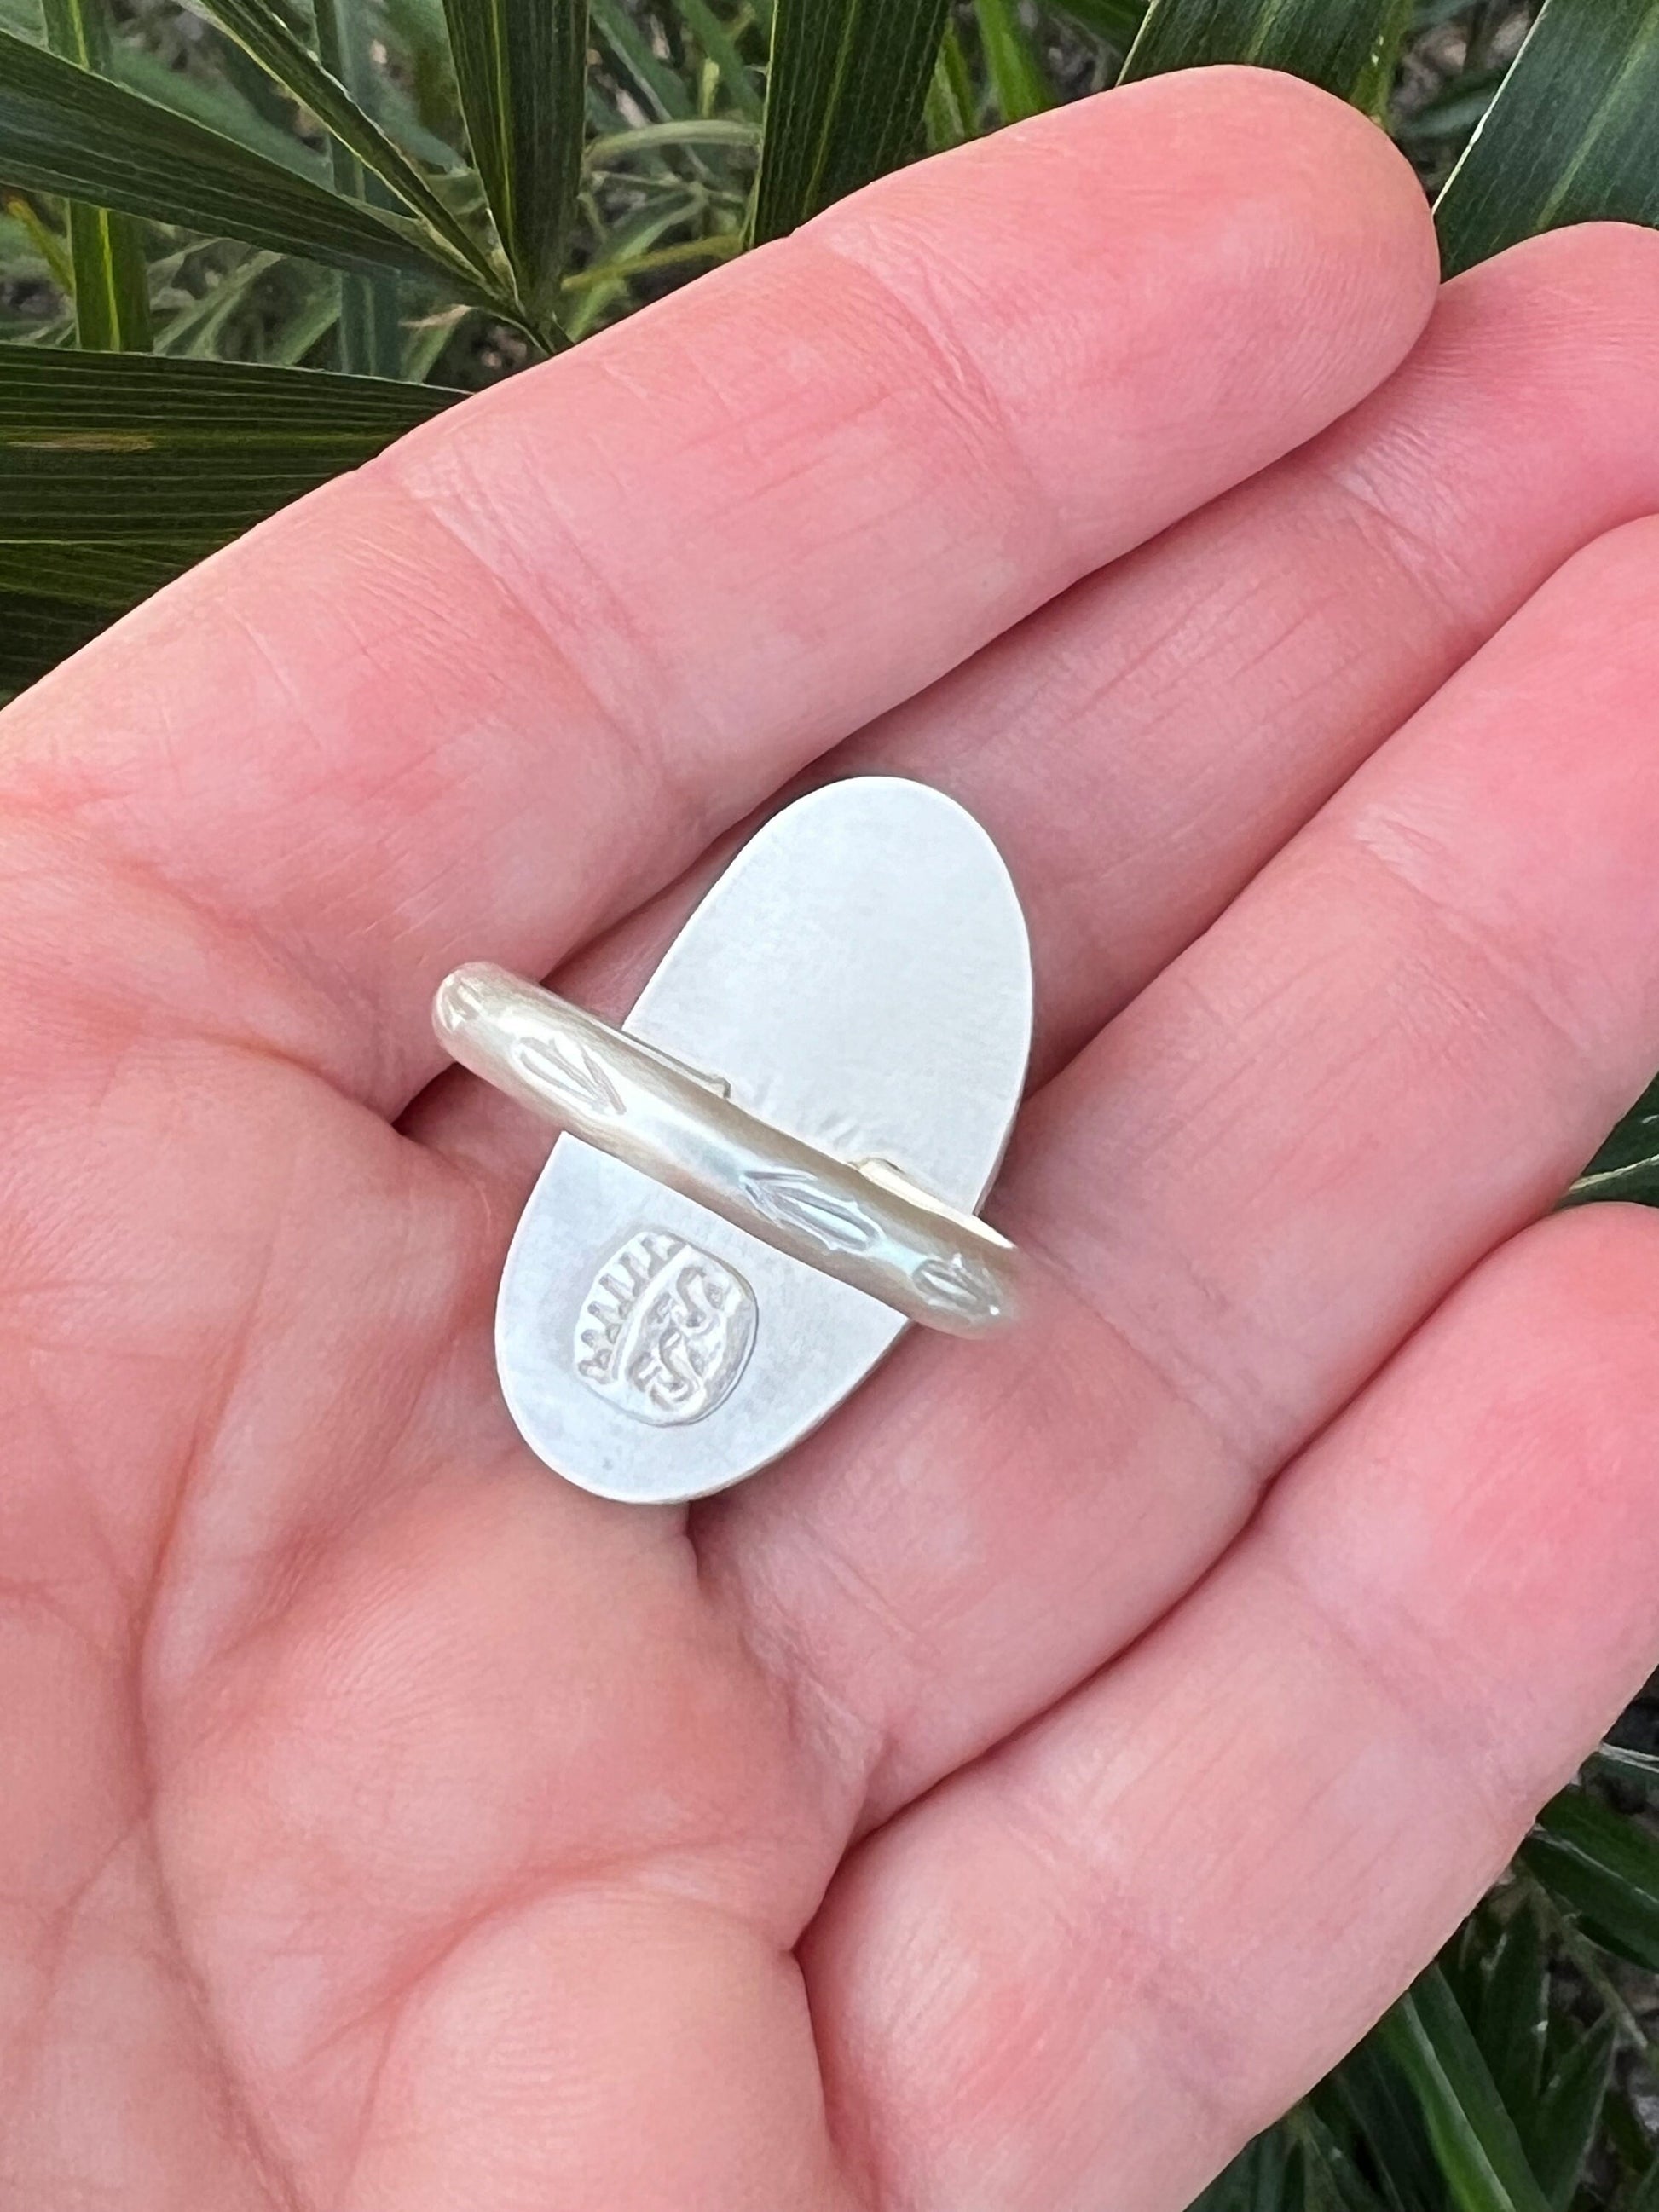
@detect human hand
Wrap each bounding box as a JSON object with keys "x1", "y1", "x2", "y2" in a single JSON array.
[{"x1": 9, "y1": 65, "x2": 1659, "y2": 2212}]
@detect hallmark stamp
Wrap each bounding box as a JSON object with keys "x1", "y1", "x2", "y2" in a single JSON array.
[{"x1": 574, "y1": 1231, "x2": 756, "y2": 1426}]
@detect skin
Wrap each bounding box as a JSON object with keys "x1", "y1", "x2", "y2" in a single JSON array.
[{"x1": 6, "y1": 61, "x2": 1659, "y2": 2212}]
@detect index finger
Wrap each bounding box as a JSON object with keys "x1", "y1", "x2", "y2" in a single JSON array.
[{"x1": 1, "y1": 70, "x2": 1436, "y2": 1112}]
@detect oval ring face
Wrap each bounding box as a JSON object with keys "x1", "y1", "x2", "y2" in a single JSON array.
[{"x1": 495, "y1": 777, "x2": 1034, "y2": 1503}]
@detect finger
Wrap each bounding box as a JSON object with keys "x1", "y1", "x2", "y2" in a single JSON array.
[
  {"x1": 853, "y1": 219, "x2": 1659, "y2": 1075},
  {"x1": 704, "y1": 515, "x2": 1659, "y2": 1823},
  {"x1": 806, "y1": 1204, "x2": 1659, "y2": 2212},
  {"x1": 0, "y1": 72, "x2": 1433, "y2": 1112},
  {"x1": 408, "y1": 222, "x2": 1659, "y2": 1187}
]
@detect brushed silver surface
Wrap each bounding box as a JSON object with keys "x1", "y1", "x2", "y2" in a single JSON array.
[{"x1": 483, "y1": 777, "x2": 1032, "y2": 1504}]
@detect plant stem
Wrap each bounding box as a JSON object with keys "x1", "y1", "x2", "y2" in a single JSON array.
[{"x1": 38, "y1": 0, "x2": 152, "y2": 349}]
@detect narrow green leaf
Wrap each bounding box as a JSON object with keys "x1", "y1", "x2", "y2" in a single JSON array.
[
  {"x1": 313, "y1": 0, "x2": 402, "y2": 378},
  {"x1": 1051, "y1": 0, "x2": 1145, "y2": 41},
  {"x1": 589, "y1": 0, "x2": 693, "y2": 119},
  {"x1": 1591, "y1": 1742, "x2": 1659, "y2": 1791},
  {"x1": 402, "y1": 301, "x2": 465, "y2": 381},
  {"x1": 1442, "y1": 1911, "x2": 1493, "y2": 2034},
  {"x1": 113, "y1": 32, "x2": 331, "y2": 174},
  {"x1": 60, "y1": 198, "x2": 150, "y2": 347},
  {"x1": 0, "y1": 344, "x2": 459, "y2": 538},
  {"x1": 924, "y1": 20, "x2": 976, "y2": 150},
  {"x1": 974, "y1": 0, "x2": 1053, "y2": 122},
  {"x1": 1632, "y1": 2152, "x2": 1659, "y2": 2212},
  {"x1": 1561, "y1": 1158, "x2": 1659, "y2": 1209},
  {"x1": 1314, "y1": 2046, "x2": 1445, "y2": 2212},
  {"x1": 1396, "y1": 67, "x2": 1509, "y2": 149},
  {"x1": 38, "y1": 0, "x2": 149, "y2": 349},
  {"x1": 1351, "y1": 0, "x2": 1413, "y2": 119},
  {"x1": 383, "y1": 0, "x2": 460, "y2": 136},
  {"x1": 1477, "y1": 1912, "x2": 1548, "y2": 2122},
  {"x1": 1568, "y1": 1071, "x2": 1659, "y2": 1208},
  {"x1": 0, "y1": 586, "x2": 108, "y2": 691},
  {"x1": 560, "y1": 228, "x2": 740, "y2": 293},
  {"x1": 150, "y1": 245, "x2": 276, "y2": 357},
  {"x1": 1529, "y1": 2016, "x2": 1615, "y2": 2209},
  {"x1": 751, "y1": 0, "x2": 951, "y2": 241},
  {"x1": 587, "y1": 116, "x2": 759, "y2": 162},
  {"x1": 1189, "y1": 2123, "x2": 1294, "y2": 2212},
  {"x1": 1436, "y1": 0, "x2": 1659, "y2": 279},
  {"x1": 676, "y1": 0, "x2": 765, "y2": 118},
  {"x1": 0, "y1": 26, "x2": 468, "y2": 287},
  {"x1": 558, "y1": 190, "x2": 727, "y2": 336},
  {"x1": 0, "y1": 536, "x2": 209, "y2": 604},
  {"x1": 1287, "y1": 2107, "x2": 1392, "y2": 2212},
  {"x1": 1120, "y1": 0, "x2": 1407, "y2": 102},
  {"x1": 0, "y1": 540, "x2": 212, "y2": 695},
  {"x1": 442, "y1": 0, "x2": 586, "y2": 319},
  {"x1": 186, "y1": 0, "x2": 498, "y2": 292},
  {"x1": 1600, "y1": 2079, "x2": 1656, "y2": 2189},
  {"x1": 2, "y1": 182, "x2": 72, "y2": 289},
  {"x1": 1374, "y1": 1968, "x2": 1554, "y2": 2212},
  {"x1": 267, "y1": 279, "x2": 344, "y2": 367},
  {"x1": 1522, "y1": 1788, "x2": 1659, "y2": 1973}
]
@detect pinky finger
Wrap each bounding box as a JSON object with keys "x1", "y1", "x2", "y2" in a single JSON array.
[{"x1": 806, "y1": 1204, "x2": 1659, "y2": 2212}]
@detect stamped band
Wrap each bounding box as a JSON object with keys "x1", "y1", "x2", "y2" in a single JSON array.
[{"x1": 433, "y1": 962, "x2": 1021, "y2": 1337}]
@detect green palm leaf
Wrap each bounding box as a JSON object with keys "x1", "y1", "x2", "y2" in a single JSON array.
[
  {"x1": 0, "y1": 343, "x2": 457, "y2": 539},
  {"x1": 0, "y1": 588, "x2": 107, "y2": 693},
  {"x1": 0, "y1": 26, "x2": 477, "y2": 288},
  {"x1": 749, "y1": 0, "x2": 952, "y2": 243},
  {"x1": 187, "y1": 0, "x2": 500, "y2": 292},
  {"x1": 1315, "y1": 2034, "x2": 1448, "y2": 2212},
  {"x1": 0, "y1": 537, "x2": 211, "y2": 602},
  {"x1": 1436, "y1": 0, "x2": 1659, "y2": 277},
  {"x1": 1374, "y1": 1968, "x2": 1554, "y2": 2212},
  {"x1": 1475, "y1": 1911, "x2": 1549, "y2": 2121},
  {"x1": 1521, "y1": 1786, "x2": 1659, "y2": 1972},
  {"x1": 1120, "y1": 0, "x2": 1411, "y2": 102},
  {"x1": 1529, "y1": 2016, "x2": 1615, "y2": 2209},
  {"x1": 442, "y1": 0, "x2": 587, "y2": 324}
]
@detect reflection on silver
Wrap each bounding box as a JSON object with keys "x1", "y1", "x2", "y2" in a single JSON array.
[{"x1": 433, "y1": 962, "x2": 1022, "y2": 1336}]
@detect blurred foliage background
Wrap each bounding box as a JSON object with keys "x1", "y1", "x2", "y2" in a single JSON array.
[{"x1": 9, "y1": 3, "x2": 1659, "y2": 2207}]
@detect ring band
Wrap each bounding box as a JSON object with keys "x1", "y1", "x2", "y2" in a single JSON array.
[{"x1": 433, "y1": 962, "x2": 1021, "y2": 1337}]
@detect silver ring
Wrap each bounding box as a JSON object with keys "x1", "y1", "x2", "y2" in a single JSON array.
[
  {"x1": 432, "y1": 778, "x2": 1032, "y2": 1504},
  {"x1": 433, "y1": 963, "x2": 1021, "y2": 1337}
]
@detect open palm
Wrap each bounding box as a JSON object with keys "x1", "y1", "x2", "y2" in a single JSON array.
[{"x1": 10, "y1": 66, "x2": 1659, "y2": 2212}]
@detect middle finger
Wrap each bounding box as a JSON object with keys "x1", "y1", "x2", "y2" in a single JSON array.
[{"x1": 708, "y1": 510, "x2": 1659, "y2": 1828}]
